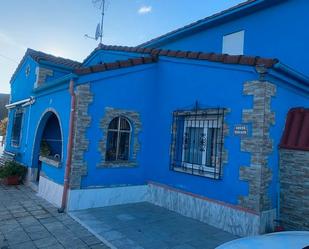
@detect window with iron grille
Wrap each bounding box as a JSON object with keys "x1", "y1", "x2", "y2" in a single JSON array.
[
  {"x1": 106, "y1": 116, "x2": 131, "y2": 162},
  {"x1": 170, "y1": 107, "x2": 225, "y2": 179},
  {"x1": 11, "y1": 108, "x2": 24, "y2": 147}
]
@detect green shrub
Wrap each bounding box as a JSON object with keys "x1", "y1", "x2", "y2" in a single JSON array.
[
  {"x1": 40, "y1": 140, "x2": 51, "y2": 157},
  {"x1": 0, "y1": 161, "x2": 27, "y2": 179}
]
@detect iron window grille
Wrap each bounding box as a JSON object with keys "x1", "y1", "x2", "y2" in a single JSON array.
[
  {"x1": 11, "y1": 108, "x2": 24, "y2": 147},
  {"x1": 170, "y1": 106, "x2": 226, "y2": 179},
  {"x1": 106, "y1": 116, "x2": 131, "y2": 162}
]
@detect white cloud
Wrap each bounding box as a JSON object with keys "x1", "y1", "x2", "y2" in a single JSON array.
[{"x1": 138, "y1": 6, "x2": 152, "y2": 15}]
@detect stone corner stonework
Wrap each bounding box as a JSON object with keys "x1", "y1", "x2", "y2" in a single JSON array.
[
  {"x1": 239, "y1": 80, "x2": 276, "y2": 213},
  {"x1": 279, "y1": 148, "x2": 309, "y2": 230},
  {"x1": 98, "y1": 107, "x2": 142, "y2": 168},
  {"x1": 69, "y1": 83, "x2": 93, "y2": 189}
]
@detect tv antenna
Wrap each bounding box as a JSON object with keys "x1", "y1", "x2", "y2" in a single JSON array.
[{"x1": 85, "y1": 0, "x2": 106, "y2": 44}]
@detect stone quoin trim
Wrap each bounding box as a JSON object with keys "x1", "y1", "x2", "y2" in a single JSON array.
[
  {"x1": 239, "y1": 80, "x2": 276, "y2": 212},
  {"x1": 69, "y1": 83, "x2": 93, "y2": 189},
  {"x1": 98, "y1": 107, "x2": 142, "y2": 168}
]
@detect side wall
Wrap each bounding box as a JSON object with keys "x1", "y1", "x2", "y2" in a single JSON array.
[
  {"x1": 156, "y1": 0, "x2": 309, "y2": 75},
  {"x1": 69, "y1": 65, "x2": 157, "y2": 189},
  {"x1": 5, "y1": 86, "x2": 71, "y2": 185}
]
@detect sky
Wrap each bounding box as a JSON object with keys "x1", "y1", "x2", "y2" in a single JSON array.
[{"x1": 0, "y1": 0, "x2": 244, "y2": 94}]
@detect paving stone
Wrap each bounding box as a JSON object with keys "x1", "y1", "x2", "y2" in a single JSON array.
[
  {"x1": 72, "y1": 202, "x2": 237, "y2": 249},
  {"x1": 0, "y1": 184, "x2": 110, "y2": 249},
  {"x1": 33, "y1": 237, "x2": 60, "y2": 248},
  {"x1": 9, "y1": 241, "x2": 37, "y2": 249},
  {"x1": 27, "y1": 230, "x2": 52, "y2": 240},
  {"x1": 90, "y1": 244, "x2": 110, "y2": 249},
  {"x1": 6, "y1": 230, "x2": 31, "y2": 245},
  {"x1": 98, "y1": 230, "x2": 125, "y2": 241},
  {"x1": 60, "y1": 237, "x2": 88, "y2": 249},
  {"x1": 80, "y1": 235, "x2": 102, "y2": 246}
]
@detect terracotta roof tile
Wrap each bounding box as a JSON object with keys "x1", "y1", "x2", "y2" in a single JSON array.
[
  {"x1": 167, "y1": 50, "x2": 178, "y2": 57},
  {"x1": 223, "y1": 55, "x2": 242, "y2": 64},
  {"x1": 92, "y1": 44, "x2": 278, "y2": 68},
  {"x1": 105, "y1": 62, "x2": 120, "y2": 70},
  {"x1": 187, "y1": 52, "x2": 200, "y2": 59},
  {"x1": 198, "y1": 53, "x2": 213, "y2": 60},
  {"x1": 119, "y1": 60, "x2": 133, "y2": 68},
  {"x1": 239, "y1": 56, "x2": 257, "y2": 66},
  {"x1": 175, "y1": 51, "x2": 188, "y2": 58},
  {"x1": 280, "y1": 108, "x2": 309, "y2": 151},
  {"x1": 131, "y1": 58, "x2": 144, "y2": 65},
  {"x1": 151, "y1": 49, "x2": 161, "y2": 57},
  {"x1": 75, "y1": 56, "x2": 156, "y2": 76},
  {"x1": 91, "y1": 64, "x2": 107, "y2": 73},
  {"x1": 10, "y1": 48, "x2": 81, "y2": 83}
]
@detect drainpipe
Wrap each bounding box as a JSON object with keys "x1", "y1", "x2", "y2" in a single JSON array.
[{"x1": 58, "y1": 79, "x2": 76, "y2": 213}]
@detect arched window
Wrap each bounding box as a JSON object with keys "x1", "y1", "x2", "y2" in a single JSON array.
[{"x1": 106, "y1": 116, "x2": 131, "y2": 161}]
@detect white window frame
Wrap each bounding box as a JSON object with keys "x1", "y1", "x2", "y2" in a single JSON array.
[
  {"x1": 106, "y1": 116, "x2": 132, "y2": 162},
  {"x1": 222, "y1": 30, "x2": 245, "y2": 55},
  {"x1": 181, "y1": 116, "x2": 221, "y2": 175}
]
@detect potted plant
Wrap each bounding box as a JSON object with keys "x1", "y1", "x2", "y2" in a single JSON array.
[{"x1": 0, "y1": 161, "x2": 27, "y2": 185}]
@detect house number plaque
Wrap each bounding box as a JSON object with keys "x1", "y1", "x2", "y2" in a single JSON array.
[{"x1": 234, "y1": 124, "x2": 248, "y2": 136}]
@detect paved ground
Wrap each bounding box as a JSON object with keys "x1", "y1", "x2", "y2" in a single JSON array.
[
  {"x1": 71, "y1": 202, "x2": 238, "y2": 249},
  {"x1": 0, "y1": 184, "x2": 109, "y2": 249}
]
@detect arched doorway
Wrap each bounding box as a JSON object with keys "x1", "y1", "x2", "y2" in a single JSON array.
[{"x1": 32, "y1": 110, "x2": 63, "y2": 183}]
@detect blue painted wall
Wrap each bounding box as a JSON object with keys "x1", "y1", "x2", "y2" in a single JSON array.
[
  {"x1": 145, "y1": 58, "x2": 256, "y2": 205},
  {"x1": 10, "y1": 57, "x2": 38, "y2": 102},
  {"x1": 76, "y1": 54, "x2": 308, "y2": 208},
  {"x1": 154, "y1": 0, "x2": 309, "y2": 76},
  {"x1": 6, "y1": 84, "x2": 70, "y2": 185},
  {"x1": 79, "y1": 64, "x2": 157, "y2": 188}
]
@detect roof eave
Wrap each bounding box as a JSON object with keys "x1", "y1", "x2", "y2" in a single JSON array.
[{"x1": 268, "y1": 62, "x2": 309, "y2": 96}]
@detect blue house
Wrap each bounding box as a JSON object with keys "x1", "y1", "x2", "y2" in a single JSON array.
[{"x1": 5, "y1": 0, "x2": 309, "y2": 237}]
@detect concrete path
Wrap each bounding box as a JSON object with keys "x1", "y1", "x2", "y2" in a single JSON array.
[
  {"x1": 0, "y1": 184, "x2": 109, "y2": 249},
  {"x1": 71, "y1": 202, "x2": 238, "y2": 249}
]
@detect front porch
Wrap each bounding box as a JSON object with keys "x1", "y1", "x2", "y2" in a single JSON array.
[{"x1": 70, "y1": 202, "x2": 238, "y2": 249}]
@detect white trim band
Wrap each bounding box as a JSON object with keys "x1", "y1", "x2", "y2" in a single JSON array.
[{"x1": 5, "y1": 97, "x2": 35, "y2": 109}]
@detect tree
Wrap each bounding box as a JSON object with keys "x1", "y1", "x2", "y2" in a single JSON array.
[{"x1": 0, "y1": 117, "x2": 8, "y2": 136}]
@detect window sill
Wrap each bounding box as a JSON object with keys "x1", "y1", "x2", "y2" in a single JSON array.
[
  {"x1": 98, "y1": 161, "x2": 138, "y2": 168},
  {"x1": 39, "y1": 156, "x2": 61, "y2": 168},
  {"x1": 172, "y1": 166, "x2": 221, "y2": 180}
]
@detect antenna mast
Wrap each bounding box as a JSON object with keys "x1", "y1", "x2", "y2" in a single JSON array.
[
  {"x1": 84, "y1": 0, "x2": 106, "y2": 44},
  {"x1": 99, "y1": 0, "x2": 105, "y2": 44}
]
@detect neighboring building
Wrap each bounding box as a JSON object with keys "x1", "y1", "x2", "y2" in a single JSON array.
[{"x1": 4, "y1": 0, "x2": 309, "y2": 237}]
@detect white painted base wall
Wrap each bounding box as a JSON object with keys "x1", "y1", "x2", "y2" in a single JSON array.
[
  {"x1": 35, "y1": 178, "x2": 275, "y2": 237},
  {"x1": 38, "y1": 176, "x2": 63, "y2": 208},
  {"x1": 147, "y1": 182, "x2": 276, "y2": 237},
  {"x1": 67, "y1": 185, "x2": 148, "y2": 211}
]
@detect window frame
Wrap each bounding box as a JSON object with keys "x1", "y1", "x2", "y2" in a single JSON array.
[
  {"x1": 105, "y1": 116, "x2": 132, "y2": 162},
  {"x1": 170, "y1": 108, "x2": 226, "y2": 180},
  {"x1": 181, "y1": 117, "x2": 221, "y2": 175},
  {"x1": 11, "y1": 108, "x2": 24, "y2": 148},
  {"x1": 222, "y1": 30, "x2": 245, "y2": 55}
]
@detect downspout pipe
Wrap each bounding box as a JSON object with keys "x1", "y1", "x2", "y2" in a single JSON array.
[{"x1": 58, "y1": 79, "x2": 76, "y2": 213}]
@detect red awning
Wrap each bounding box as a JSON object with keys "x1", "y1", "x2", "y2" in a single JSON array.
[{"x1": 280, "y1": 108, "x2": 309, "y2": 151}]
